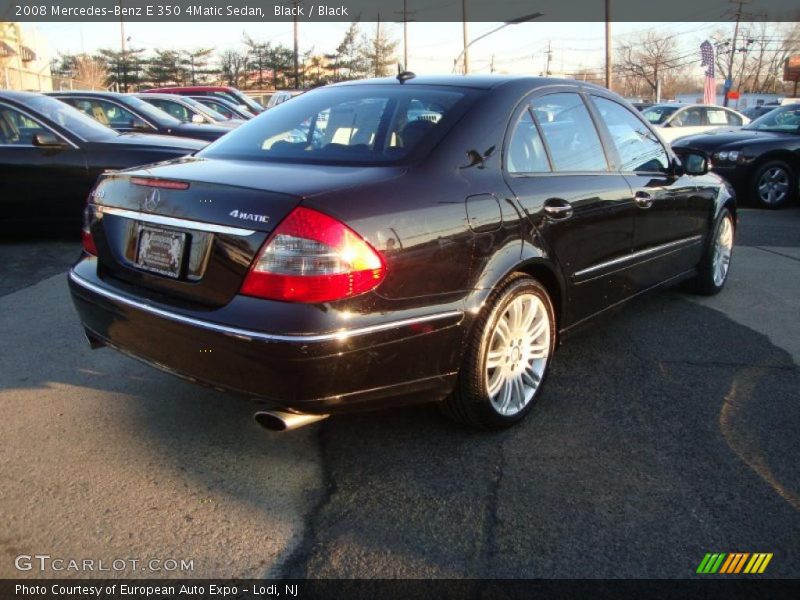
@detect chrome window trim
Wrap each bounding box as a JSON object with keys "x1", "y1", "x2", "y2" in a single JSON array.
[
  {"x1": 573, "y1": 235, "x2": 703, "y2": 280},
  {"x1": 69, "y1": 270, "x2": 463, "y2": 343},
  {"x1": 96, "y1": 206, "x2": 257, "y2": 236}
]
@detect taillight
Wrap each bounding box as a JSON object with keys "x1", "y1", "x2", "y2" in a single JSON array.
[
  {"x1": 241, "y1": 207, "x2": 385, "y2": 303},
  {"x1": 82, "y1": 204, "x2": 97, "y2": 256},
  {"x1": 131, "y1": 177, "x2": 190, "y2": 190}
]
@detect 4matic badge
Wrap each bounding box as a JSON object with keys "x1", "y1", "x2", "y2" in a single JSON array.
[{"x1": 229, "y1": 210, "x2": 270, "y2": 224}]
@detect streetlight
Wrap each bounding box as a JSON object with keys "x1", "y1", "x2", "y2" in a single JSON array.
[{"x1": 452, "y1": 12, "x2": 543, "y2": 74}]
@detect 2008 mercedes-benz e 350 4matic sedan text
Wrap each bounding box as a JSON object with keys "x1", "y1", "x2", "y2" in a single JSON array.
[{"x1": 69, "y1": 75, "x2": 735, "y2": 431}]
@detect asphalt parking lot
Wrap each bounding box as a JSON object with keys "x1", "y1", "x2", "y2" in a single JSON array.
[{"x1": 1, "y1": 208, "x2": 798, "y2": 579}]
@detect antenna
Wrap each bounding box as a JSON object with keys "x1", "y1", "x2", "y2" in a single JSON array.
[{"x1": 397, "y1": 71, "x2": 416, "y2": 83}]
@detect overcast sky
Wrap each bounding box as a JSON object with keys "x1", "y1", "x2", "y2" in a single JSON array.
[{"x1": 33, "y1": 20, "x2": 726, "y2": 77}]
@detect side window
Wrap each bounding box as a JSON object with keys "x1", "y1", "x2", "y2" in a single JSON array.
[
  {"x1": 706, "y1": 108, "x2": 729, "y2": 126},
  {"x1": 506, "y1": 110, "x2": 550, "y2": 174},
  {"x1": 530, "y1": 93, "x2": 607, "y2": 172},
  {"x1": 151, "y1": 99, "x2": 191, "y2": 122},
  {"x1": 726, "y1": 110, "x2": 743, "y2": 126},
  {"x1": 591, "y1": 96, "x2": 669, "y2": 173},
  {"x1": 205, "y1": 100, "x2": 233, "y2": 119},
  {"x1": 91, "y1": 99, "x2": 137, "y2": 128},
  {"x1": 0, "y1": 104, "x2": 49, "y2": 145},
  {"x1": 672, "y1": 107, "x2": 703, "y2": 127}
]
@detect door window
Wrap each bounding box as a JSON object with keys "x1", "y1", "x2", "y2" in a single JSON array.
[
  {"x1": 671, "y1": 107, "x2": 703, "y2": 127},
  {"x1": 706, "y1": 108, "x2": 729, "y2": 125},
  {"x1": 506, "y1": 110, "x2": 550, "y2": 173},
  {"x1": 591, "y1": 96, "x2": 669, "y2": 173},
  {"x1": 726, "y1": 110, "x2": 743, "y2": 126},
  {"x1": 65, "y1": 98, "x2": 138, "y2": 128},
  {"x1": 148, "y1": 99, "x2": 192, "y2": 122},
  {"x1": 530, "y1": 93, "x2": 607, "y2": 172},
  {"x1": 0, "y1": 104, "x2": 51, "y2": 145}
]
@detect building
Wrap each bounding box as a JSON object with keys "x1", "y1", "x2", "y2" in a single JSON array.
[{"x1": 0, "y1": 22, "x2": 52, "y2": 91}]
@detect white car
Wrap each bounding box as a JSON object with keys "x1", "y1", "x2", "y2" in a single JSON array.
[{"x1": 641, "y1": 103, "x2": 750, "y2": 143}]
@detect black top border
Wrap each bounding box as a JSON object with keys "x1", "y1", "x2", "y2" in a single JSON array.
[{"x1": 1, "y1": 0, "x2": 799, "y2": 22}]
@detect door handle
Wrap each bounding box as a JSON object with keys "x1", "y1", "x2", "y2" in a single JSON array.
[
  {"x1": 543, "y1": 198, "x2": 573, "y2": 219},
  {"x1": 634, "y1": 191, "x2": 654, "y2": 209}
]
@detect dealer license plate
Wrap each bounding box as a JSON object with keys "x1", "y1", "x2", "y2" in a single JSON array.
[{"x1": 135, "y1": 226, "x2": 187, "y2": 278}]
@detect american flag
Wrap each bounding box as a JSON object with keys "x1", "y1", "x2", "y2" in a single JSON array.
[{"x1": 700, "y1": 40, "x2": 716, "y2": 105}]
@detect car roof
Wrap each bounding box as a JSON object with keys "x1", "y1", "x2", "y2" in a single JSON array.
[
  {"x1": 48, "y1": 90, "x2": 128, "y2": 98},
  {"x1": 329, "y1": 74, "x2": 607, "y2": 92},
  {"x1": 146, "y1": 86, "x2": 234, "y2": 93},
  {"x1": 0, "y1": 90, "x2": 47, "y2": 101}
]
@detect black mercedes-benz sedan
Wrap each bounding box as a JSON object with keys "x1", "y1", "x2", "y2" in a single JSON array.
[
  {"x1": 48, "y1": 91, "x2": 232, "y2": 143},
  {"x1": 673, "y1": 103, "x2": 800, "y2": 208},
  {"x1": 0, "y1": 91, "x2": 206, "y2": 229},
  {"x1": 69, "y1": 75, "x2": 735, "y2": 431}
]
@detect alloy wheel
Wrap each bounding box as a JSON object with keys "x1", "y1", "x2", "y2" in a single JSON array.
[
  {"x1": 757, "y1": 166, "x2": 790, "y2": 205},
  {"x1": 713, "y1": 214, "x2": 734, "y2": 287},
  {"x1": 485, "y1": 293, "x2": 551, "y2": 416}
]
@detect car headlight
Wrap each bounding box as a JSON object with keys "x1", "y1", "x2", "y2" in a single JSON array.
[{"x1": 713, "y1": 150, "x2": 740, "y2": 162}]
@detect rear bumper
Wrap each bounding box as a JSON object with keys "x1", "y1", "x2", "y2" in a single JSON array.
[{"x1": 69, "y1": 266, "x2": 466, "y2": 414}]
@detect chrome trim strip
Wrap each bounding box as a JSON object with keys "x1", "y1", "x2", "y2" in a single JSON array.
[
  {"x1": 573, "y1": 235, "x2": 703, "y2": 280},
  {"x1": 96, "y1": 206, "x2": 256, "y2": 236},
  {"x1": 69, "y1": 270, "x2": 463, "y2": 343}
]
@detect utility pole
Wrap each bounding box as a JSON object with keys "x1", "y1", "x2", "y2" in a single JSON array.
[
  {"x1": 605, "y1": 0, "x2": 612, "y2": 90},
  {"x1": 118, "y1": 0, "x2": 127, "y2": 92},
  {"x1": 375, "y1": 15, "x2": 381, "y2": 78},
  {"x1": 490, "y1": 54, "x2": 495, "y2": 74},
  {"x1": 544, "y1": 40, "x2": 552, "y2": 76},
  {"x1": 724, "y1": 0, "x2": 750, "y2": 106},
  {"x1": 292, "y1": 1, "x2": 299, "y2": 89},
  {"x1": 393, "y1": 0, "x2": 416, "y2": 69},
  {"x1": 462, "y1": 0, "x2": 469, "y2": 74}
]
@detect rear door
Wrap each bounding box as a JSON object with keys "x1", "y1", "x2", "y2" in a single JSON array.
[
  {"x1": 588, "y1": 94, "x2": 709, "y2": 289},
  {"x1": 503, "y1": 90, "x2": 638, "y2": 327}
]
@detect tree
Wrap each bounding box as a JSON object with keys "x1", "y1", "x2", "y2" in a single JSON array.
[
  {"x1": 219, "y1": 49, "x2": 248, "y2": 88},
  {"x1": 96, "y1": 47, "x2": 146, "y2": 92},
  {"x1": 615, "y1": 31, "x2": 682, "y2": 99},
  {"x1": 72, "y1": 55, "x2": 108, "y2": 90},
  {"x1": 145, "y1": 49, "x2": 185, "y2": 87},
  {"x1": 330, "y1": 22, "x2": 369, "y2": 82},
  {"x1": 365, "y1": 19, "x2": 398, "y2": 78},
  {"x1": 181, "y1": 48, "x2": 216, "y2": 85}
]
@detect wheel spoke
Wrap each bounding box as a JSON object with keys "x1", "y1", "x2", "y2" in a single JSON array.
[{"x1": 486, "y1": 292, "x2": 552, "y2": 417}]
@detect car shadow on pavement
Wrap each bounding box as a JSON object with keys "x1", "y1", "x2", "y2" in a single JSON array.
[
  {"x1": 280, "y1": 292, "x2": 800, "y2": 579},
  {"x1": 2, "y1": 275, "x2": 798, "y2": 579}
]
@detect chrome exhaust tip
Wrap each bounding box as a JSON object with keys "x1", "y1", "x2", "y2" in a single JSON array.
[{"x1": 253, "y1": 410, "x2": 328, "y2": 432}]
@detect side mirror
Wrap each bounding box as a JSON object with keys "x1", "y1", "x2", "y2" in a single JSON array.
[
  {"x1": 130, "y1": 118, "x2": 150, "y2": 131},
  {"x1": 191, "y1": 113, "x2": 205, "y2": 124},
  {"x1": 675, "y1": 150, "x2": 709, "y2": 176},
  {"x1": 32, "y1": 132, "x2": 66, "y2": 148}
]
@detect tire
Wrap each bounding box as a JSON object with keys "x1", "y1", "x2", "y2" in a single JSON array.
[
  {"x1": 751, "y1": 160, "x2": 796, "y2": 209},
  {"x1": 690, "y1": 208, "x2": 734, "y2": 296},
  {"x1": 442, "y1": 273, "x2": 556, "y2": 430}
]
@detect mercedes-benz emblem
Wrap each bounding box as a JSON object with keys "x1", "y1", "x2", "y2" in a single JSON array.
[{"x1": 143, "y1": 188, "x2": 161, "y2": 212}]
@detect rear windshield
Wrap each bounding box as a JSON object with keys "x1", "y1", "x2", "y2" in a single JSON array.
[{"x1": 199, "y1": 85, "x2": 475, "y2": 165}]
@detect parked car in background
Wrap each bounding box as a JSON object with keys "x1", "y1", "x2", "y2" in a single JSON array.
[
  {"x1": 265, "y1": 90, "x2": 303, "y2": 109},
  {"x1": 631, "y1": 102, "x2": 654, "y2": 111},
  {"x1": 673, "y1": 103, "x2": 800, "y2": 208},
  {"x1": 69, "y1": 75, "x2": 733, "y2": 432},
  {"x1": 135, "y1": 93, "x2": 243, "y2": 128},
  {"x1": 0, "y1": 91, "x2": 205, "y2": 229},
  {"x1": 144, "y1": 86, "x2": 265, "y2": 114},
  {"x1": 642, "y1": 103, "x2": 750, "y2": 142},
  {"x1": 741, "y1": 104, "x2": 780, "y2": 120},
  {"x1": 49, "y1": 91, "x2": 232, "y2": 142},
  {"x1": 190, "y1": 96, "x2": 255, "y2": 120}
]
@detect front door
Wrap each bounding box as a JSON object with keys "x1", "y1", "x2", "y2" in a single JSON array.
[{"x1": 0, "y1": 102, "x2": 89, "y2": 227}]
